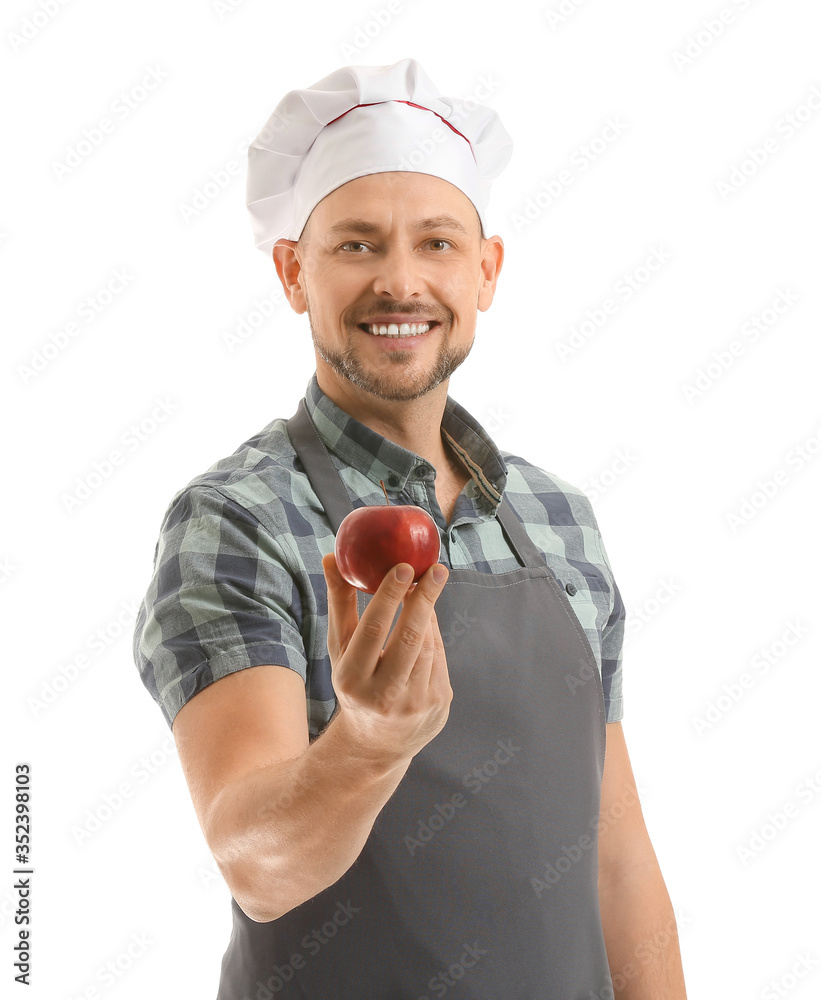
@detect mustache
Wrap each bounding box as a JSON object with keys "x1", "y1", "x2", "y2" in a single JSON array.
[{"x1": 351, "y1": 305, "x2": 451, "y2": 324}]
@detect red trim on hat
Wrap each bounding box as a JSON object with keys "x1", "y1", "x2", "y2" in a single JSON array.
[{"x1": 325, "y1": 101, "x2": 472, "y2": 147}]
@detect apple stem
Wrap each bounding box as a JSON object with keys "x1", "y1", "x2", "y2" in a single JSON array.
[{"x1": 379, "y1": 480, "x2": 390, "y2": 505}]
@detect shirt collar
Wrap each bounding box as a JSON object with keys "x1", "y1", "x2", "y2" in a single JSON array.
[{"x1": 302, "y1": 373, "x2": 507, "y2": 508}]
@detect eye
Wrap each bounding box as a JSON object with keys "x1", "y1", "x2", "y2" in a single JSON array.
[
  {"x1": 426, "y1": 238, "x2": 453, "y2": 251},
  {"x1": 339, "y1": 241, "x2": 371, "y2": 253}
]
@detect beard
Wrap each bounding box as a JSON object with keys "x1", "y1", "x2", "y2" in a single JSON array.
[{"x1": 307, "y1": 299, "x2": 473, "y2": 402}]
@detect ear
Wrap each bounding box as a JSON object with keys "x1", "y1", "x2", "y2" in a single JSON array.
[
  {"x1": 477, "y1": 235, "x2": 504, "y2": 312},
  {"x1": 273, "y1": 239, "x2": 308, "y2": 315}
]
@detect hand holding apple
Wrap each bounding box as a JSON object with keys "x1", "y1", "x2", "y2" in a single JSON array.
[
  {"x1": 321, "y1": 550, "x2": 452, "y2": 769},
  {"x1": 334, "y1": 481, "x2": 441, "y2": 595}
]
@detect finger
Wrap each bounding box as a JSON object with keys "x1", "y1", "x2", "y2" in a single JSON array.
[
  {"x1": 379, "y1": 563, "x2": 449, "y2": 689},
  {"x1": 322, "y1": 552, "x2": 359, "y2": 662},
  {"x1": 343, "y1": 562, "x2": 419, "y2": 681},
  {"x1": 401, "y1": 579, "x2": 449, "y2": 698},
  {"x1": 426, "y1": 607, "x2": 452, "y2": 697},
  {"x1": 399, "y1": 609, "x2": 438, "y2": 698}
]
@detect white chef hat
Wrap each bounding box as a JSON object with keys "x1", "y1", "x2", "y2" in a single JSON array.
[{"x1": 246, "y1": 58, "x2": 513, "y2": 256}]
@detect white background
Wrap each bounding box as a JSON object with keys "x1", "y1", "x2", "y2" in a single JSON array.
[{"x1": 3, "y1": 0, "x2": 820, "y2": 997}]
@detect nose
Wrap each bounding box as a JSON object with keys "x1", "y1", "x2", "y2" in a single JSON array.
[{"x1": 372, "y1": 246, "x2": 424, "y2": 300}]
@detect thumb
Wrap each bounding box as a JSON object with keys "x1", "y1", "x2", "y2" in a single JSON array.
[
  {"x1": 322, "y1": 550, "x2": 343, "y2": 587},
  {"x1": 323, "y1": 551, "x2": 355, "y2": 596},
  {"x1": 322, "y1": 551, "x2": 358, "y2": 659}
]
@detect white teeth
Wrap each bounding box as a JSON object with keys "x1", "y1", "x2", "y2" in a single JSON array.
[{"x1": 367, "y1": 322, "x2": 431, "y2": 337}]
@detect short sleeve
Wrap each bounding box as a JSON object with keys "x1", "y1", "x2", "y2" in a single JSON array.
[
  {"x1": 593, "y1": 528, "x2": 625, "y2": 724},
  {"x1": 133, "y1": 484, "x2": 307, "y2": 729}
]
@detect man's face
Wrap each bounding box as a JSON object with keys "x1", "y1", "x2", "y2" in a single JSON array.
[{"x1": 274, "y1": 171, "x2": 503, "y2": 404}]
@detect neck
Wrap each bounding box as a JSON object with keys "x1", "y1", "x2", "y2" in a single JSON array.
[{"x1": 315, "y1": 368, "x2": 454, "y2": 471}]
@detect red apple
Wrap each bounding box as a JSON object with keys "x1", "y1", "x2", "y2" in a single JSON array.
[{"x1": 334, "y1": 481, "x2": 441, "y2": 594}]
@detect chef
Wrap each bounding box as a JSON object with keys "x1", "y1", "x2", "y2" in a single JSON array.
[{"x1": 134, "y1": 58, "x2": 688, "y2": 998}]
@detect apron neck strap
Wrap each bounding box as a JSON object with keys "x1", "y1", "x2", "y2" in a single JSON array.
[{"x1": 287, "y1": 398, "x2": 355, "y2": 534}]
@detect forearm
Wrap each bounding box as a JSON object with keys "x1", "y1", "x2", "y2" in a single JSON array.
[
  {"x1": 598, "y1": 858, "x2": 688, "y2": 999},
  {"x1": 207, "y1": 712, "x2": 411, "y2": 922}
]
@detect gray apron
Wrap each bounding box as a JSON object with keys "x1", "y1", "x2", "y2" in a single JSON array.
[{"x1": 216, "y1": 399, "x2": 614, "y2": 999}]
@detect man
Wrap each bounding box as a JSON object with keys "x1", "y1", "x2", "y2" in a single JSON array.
[{"x1": 134, "y1": 59, "x2": 687, "y2": 998}]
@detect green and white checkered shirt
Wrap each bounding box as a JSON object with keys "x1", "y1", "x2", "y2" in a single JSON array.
[{"x1": 134, "y1": 373, "x2": 625, "y2": 734}]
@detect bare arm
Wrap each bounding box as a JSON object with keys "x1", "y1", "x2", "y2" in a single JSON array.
[
  {"x1": 173, "y1": 556, "x2": 451, "y2": 923},
  {"x1": 597, "y1": 722, "x2": 688, "y2": 998}
]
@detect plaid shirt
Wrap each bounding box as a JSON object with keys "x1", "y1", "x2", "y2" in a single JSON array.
[{"x1": 133, "y1": 373, "x2": 625, "y2": 735}]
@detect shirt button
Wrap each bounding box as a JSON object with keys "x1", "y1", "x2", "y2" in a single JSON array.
[
  {"x1": 565, "y1": 583, "x2": 577, "y2": 596},
  {"x1": 387, "y1": 474, "x2": 399, "y2": 487},
  {"x1": 415, "y1": 465, "x2": 431, "y2": 479}
]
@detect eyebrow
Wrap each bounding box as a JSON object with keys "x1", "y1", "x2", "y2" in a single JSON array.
[{"x1": 324, "y1": 215, "x2": 470, "y2": 238}]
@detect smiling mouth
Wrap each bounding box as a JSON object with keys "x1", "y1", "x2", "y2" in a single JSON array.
[{"x1": 359, "y1": 322, "x2": 434, "y2": 338}]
